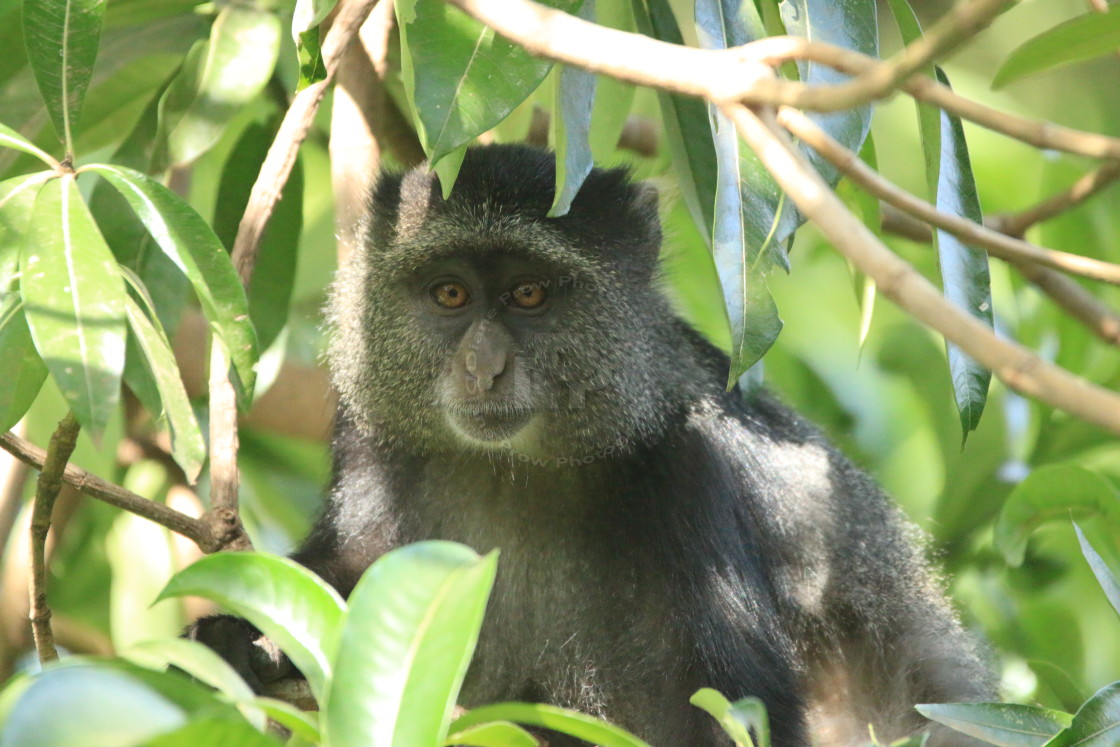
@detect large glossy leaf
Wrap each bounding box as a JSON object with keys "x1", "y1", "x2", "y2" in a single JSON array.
[
  {"x1": 549, "y1": 1, "x2": 596, "y2": 218},
  {"x1": 1074, "y1": 523, "x2": 1120, "y2": 621},
  {"x1": 451, "y1": 702, "x2": 652, "y2": 747},
  {"x1": 122, "y1": 289, "x2": 205, "y2": 481},
  {"x1": 931, "y1": 68, "x2": 993, "y2": 438},
  {"x1": 395, "y1": 0, "x2": 581, "y2": 169},
  {"x1": 994, "y1": 8, "x2": 1120, "y2": 90},
  {"x1": 157, "y1": 552, "x2": 346, "y2": 702},
  {"x1": 0, "y1": 663, "x2": 187, "y2": 747},
  {"x1": 0, "y1": 174, "x2": 50, "y2": 430},
  {"x1": 587, "y1": 2, "x2": 636, "y2": 162},
  {"x1": 127, "y1": 638, "x2": 257, "y2": 707},
  {"x1": 157, "y1": 5, "x2": 281, "y2": 167},
  {"x1": 1045, "y1": 682, "x2": 1120, "y2": 747},
  {"x1": 144, "y1": 719, "x2": 283, "y2": 747},
  {"x1": 22, "y1": 0, "x2": 107, "y2": 153},
  {"x1": 779, "y1": 0, "x2": 877, "y2": 187},
  {"x1": 691, "y1": 688, "x2": 768, "y2": 747},
  {"x1": 917, "y1": 702, "x2": 1070, "y2": 746},
  {"x1": 994, "y1": 464, "x2": 1120, "y2": 567},
  {"x1": 212, "y1": 121, "x2": 303, "y2": 353},
  {"x1": 20, "y1": 174, "x2": 128, "y2": 436},
  {"x1": 85, "y1": 163, "x2": 258, "y2": 401},
  {"x1": 323, "y1": 542, "x2": 498, "y2": 747}
]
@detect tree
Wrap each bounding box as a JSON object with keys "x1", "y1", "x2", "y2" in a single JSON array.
[{"x1": 1, "y1": 0, "x2": 1120, "y2": 744}]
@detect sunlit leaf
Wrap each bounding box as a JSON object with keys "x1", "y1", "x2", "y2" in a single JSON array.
[
  {"x1": 157, "y1": 552, "x2": 345, "y2": 703},
  {"x1": 323, "y1": 542, "x2": 497, "y2": 747},
  {"x1": 587, "y1": 1, "x2": 636, "y2": 162},
  {"x1": 22, "y1": 0, "x2": 107, "y2": 153},
  {"x1": 1045, "y1": 682, "x2": 1120, "y2": 746},
  {"x1": 20, "y1": 174, "x2": 128, "y2": 436},
  {"x1": 395, "y1": 0, "x2": 581, "y2": 169},
  {"x1": 451, "y1": 702, "x2": 652, "y2": 747},
  {"x1": 994, "y1": 8, "x2": 1120, "y2": 89},
  {"x1": 144, "y1": 719, "x2": 283, "y2": 747},
  {"x1": 253, "y1": 697, "x2": 320, "y2": 743},
  {"x1": 994, "y1": 464, "x2": 1120, "y2": 567},
  {"x1": 443, "y1": 721, "x2": 539, "y2": 747},
  {"x1": 85, "y1": 163, "x2": 258, "y2": 402},
  {"x1": 917, "y1": 702, "x2": 1070, "y2": 746},
  {"x1": 549, "y1": 0, "x2": 596, "y2": 217},
  {"x1": 157, "y1": 5, "x2": 281, "y2": 167}
]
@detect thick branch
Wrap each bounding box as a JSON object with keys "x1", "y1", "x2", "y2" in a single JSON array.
[
  {"x1": 0, "y1": 430, "x2": 225, "y2": 553},
  {"x1": 27, "y1": 413, "x2": 80, "y2": 663},
  {"x1": 725, "y1": 103, "x2": 1120, "y2": 433},
  {"x1": 777, "y1": 107, "x2": 1120, "y2": 285},
  {"x1": 449, "y1": 0, "x2": 1120, "y2": 163}
]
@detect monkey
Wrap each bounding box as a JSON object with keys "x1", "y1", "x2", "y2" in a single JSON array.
[{"x1": 190, "y1": 144, "x2": 995, "y2": 746}]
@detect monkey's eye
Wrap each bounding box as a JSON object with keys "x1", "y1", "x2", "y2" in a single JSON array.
[
  {"x1": 430, "y1": 281, "x2": 471, "y2": 309},
  {"x1": 509, "y1": 280, "x2": 548, "y2": 310}
]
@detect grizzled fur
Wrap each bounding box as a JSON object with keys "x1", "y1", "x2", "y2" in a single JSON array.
[{"x1": 192, "y1": 145, "x2": 994, "y2": 746}]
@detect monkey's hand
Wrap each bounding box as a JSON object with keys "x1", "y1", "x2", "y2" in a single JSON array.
[{"x1": 185, "y1": 615, "x2": 297, "y2": 692}]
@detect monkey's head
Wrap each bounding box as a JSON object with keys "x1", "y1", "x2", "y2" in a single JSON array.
[{"x1": 329, "y1": 144, "x2": 698, "y2": 461}]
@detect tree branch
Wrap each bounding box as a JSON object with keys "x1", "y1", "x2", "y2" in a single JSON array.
[
  {"x1": 0, "y1": 430, "x2": 228, "y2": 553},
  {"x1": 991, "y1": 161, "x2": 1120, "y2": 238},
  {"x1": 27, "y1": 413, "x2": 80, "y2": 663},
  {"x1": 777, "y1": 106, "x2": 1120, "y2": 285},
  {"x1": 724, "y1": 102, "x2": 1120, "y2": 434}
]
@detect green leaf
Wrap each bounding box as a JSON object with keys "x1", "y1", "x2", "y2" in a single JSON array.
[
  {"x1": 450, "y1": 702, "x2": 652, "y2": 747},
  {"x1": 395, "y1": 0, "x2": 581, "y2": 165},
  {"x1": 549, "y1": 0, "x2": 596, "y2": 218},
  {"x1": 0, "y1": 662, "x2": 187, "y2": 747},
  {"x1": 994, "y1": 464, "x2": 1120, "y2": 567},
  {"x1": 296, "y1": 27, "x2": 326, "y2": 90},
  {"x1": 20, "y1": 174, "x2": 127, "y2": 436},
  {"x1": 930, "y1": 69, "x2": 992, "y2": 439},
  {"x1": 917, "y1": 702, "x2": 1071, "y2": 746},
  {"x1": 690, "y1": 688, "x2": 766, "y2": 747},
  {"x1": 993, "y1": 8, "x2": 1120, "y2": 89},
  {"x1": 122, "y1": 289, "x2": 205, "y2": 481},
  {"x1": 144, "y1": 719, "x2": 283, "y2": 747},
  {"x1": 85, "y1": 163, "x2": 258, "y2": 402},
  {"x1": 22, "y1": 0, "x2": 107, "y2": 154},
  {"x1": 157, "y1": 552, "x2": 345, "y2": 703},
  {"x1": 1073, "y1": 522, "x2": 1120, "y2": 621},
  {"x1": 213, "y1": 121, "x2": 303, "y2": 352},
  {"x1": 292, "y1": 0, "x2": 339, "y2": 39},
  {"x1": 323, "y1": 542, "x2": 498, "y2": 747},
  {"x1": 1045, "y1": 682, "x2": 1120, "y2": 747},
  {"x1": 443, "y1": 721, "x2": 539, "y2": 747},
  {"x1": 253, "y1": 697, "x2": 320, "y2": 743},
  {"x1": 0, "y1": 174, "x2": 50, "y2": 430},
  {"x1": 157, "y1": 5, "x2": 281, "y2": 167},
  {"x1": 635, "y1": 0, "x2": 717, "y2": 245},
  {"x1": 779, "y1": 0, "x2": 878, "y2": 187},
  {"x1": 0, "y1": 122, "x2": 57, "y2": 166}
]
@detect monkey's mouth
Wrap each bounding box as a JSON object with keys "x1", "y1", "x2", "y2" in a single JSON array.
[{"x1": 446, "y1": 403, "x2": 533, "y2": 443}]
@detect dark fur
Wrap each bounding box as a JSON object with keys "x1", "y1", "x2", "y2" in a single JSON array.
[{"x1": 192, "y1": 145, "x2": 993, "y2": 746}]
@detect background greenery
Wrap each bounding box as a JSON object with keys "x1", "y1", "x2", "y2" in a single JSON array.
[{"x1": 1, "y1": 0, "x2": 1119, "y2": 744}]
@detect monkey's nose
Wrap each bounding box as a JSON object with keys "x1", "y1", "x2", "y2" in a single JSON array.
[{"x1": 465, "y1": 349, "x2": 506, "y2": 392}]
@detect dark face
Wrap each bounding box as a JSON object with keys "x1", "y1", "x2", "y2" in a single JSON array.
[{"x1": 405, "y1": 253, "x2": 580, "y2": 447}]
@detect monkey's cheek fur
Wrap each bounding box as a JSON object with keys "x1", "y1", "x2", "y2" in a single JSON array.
[{"x1": 445, "y1": 405, "x2": 534, "y2": 444}]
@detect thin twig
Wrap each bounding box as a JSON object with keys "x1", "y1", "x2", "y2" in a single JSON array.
[
  {"x1": 879, "y1": 205, "x2": 1120, "y2": 348},
  {"x1": 0, "y1": 430, "x2": 225, "y2": 552},
  {"x1": 777, "y1": 106, "x2": 1120, "y2": 285},
  {"x1": 992, "y1": 161, "x2": 1120, "y2": 238},
  {"x1": 27, "y1": 413, "x2": 80, "y2": 663},
  {"x1": 724, "y1": 102, "x2": 1120, "y2": 434}
]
